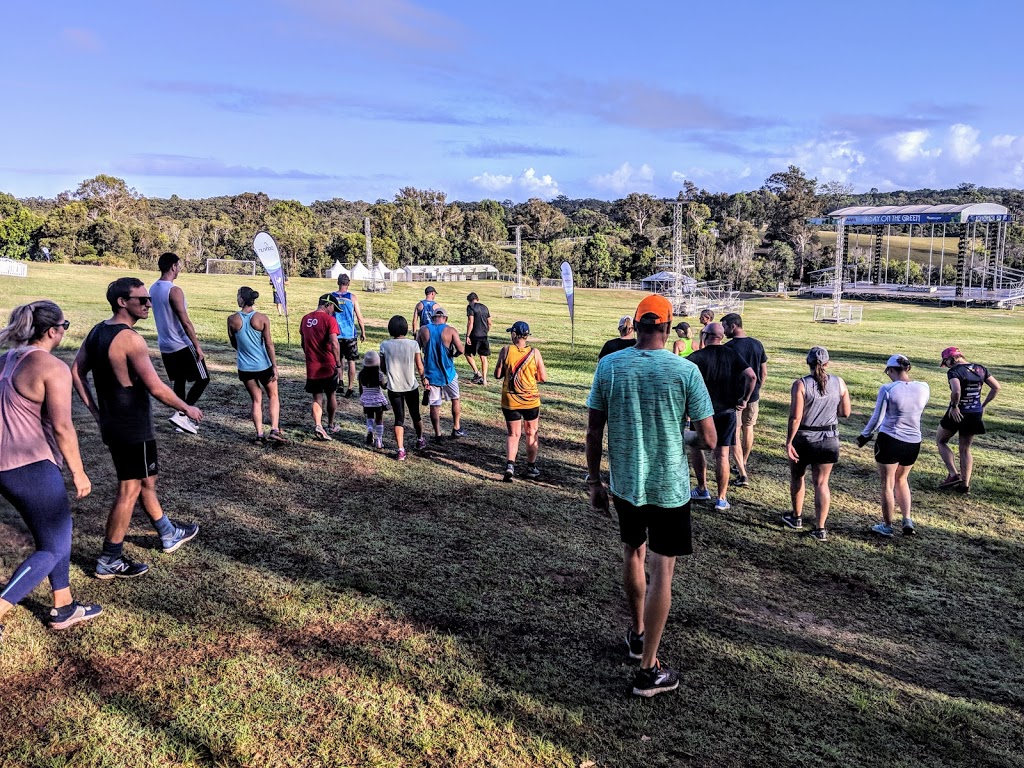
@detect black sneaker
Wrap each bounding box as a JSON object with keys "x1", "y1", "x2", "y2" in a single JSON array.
[
  {"x1": 95, "y1": 554, "x2": 150, "y2": 580},
  {"x1": 344, "y1": 388, "x2": 355, "y2": 398},
  {"x1": 502, "y1": 463, "x2": 514, "y2": 482},
  {"x1": 625, "y1": 628, "x2": 644, "y2": 660},
  {"x1": 734, "y1": 475, "x2": 749, "y2": 488},
  {"x1": 781, "y1": 514, "x2": 803, "y2": 529},
  {"x1": 809, "y1": 528, "x2": 829, "y2": 542},
  {"x1": 365, "y1": 432, "x2": 374, "y2": 446},
  {"x1": 632, "y1": 660, "x2": 679, "y2": 698},
  {"x1": 524, "y1": 465, "x2": 541, "y2": 480},
  {"x1": 48, "y1": 601, "x2": 103, "y2": 630},
  {"x1": 955, "y1": 482, "x2": 970, "y2": 495},
  {"x1": 902, "y1": 519, "x2": 917, "y2": 536},
  {"x1": 451, "y1": 428, "x2": 467, "y2": 438}
]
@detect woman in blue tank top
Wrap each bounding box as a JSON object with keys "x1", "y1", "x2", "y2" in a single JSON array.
[{"x1": 227, "y1": 287, "x2": 287, "y2": 443}]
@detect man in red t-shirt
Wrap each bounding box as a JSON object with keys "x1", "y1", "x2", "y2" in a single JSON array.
[{"x1": 300, "y1": 294, "x2": 342, "y2": 440}]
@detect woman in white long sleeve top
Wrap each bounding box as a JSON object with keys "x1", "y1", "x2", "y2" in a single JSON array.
[{"x1": 857, "y1": 354, "x2": 930, "y2": 537}]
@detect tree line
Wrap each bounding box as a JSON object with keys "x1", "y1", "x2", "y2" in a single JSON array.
[{"x1": 2, "y1": 169, "x2": 1022, "y2": 290}]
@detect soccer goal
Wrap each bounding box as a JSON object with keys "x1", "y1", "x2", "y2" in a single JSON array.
[{"x1": 206, "y1": 258, "x2": 256, "y2": 276}]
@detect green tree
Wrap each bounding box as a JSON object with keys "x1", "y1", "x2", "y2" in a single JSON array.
[
  {"x1": 266, "y1": 200, "x2": 315, "y2": 276},
  {"x1": 763, "y1": 165, "x2": 818, "y2": 247},
  {"x1": 37, "y1": 200, "x2": 90, "y2": 262},
  {"x1": 580, "y1": 234, "x2": 612, "y2": 287},
  {"x1": 73, "y1": 174, "x2": 147, "y2": 224},
  {"x1": 0, "y1": 193, "x2": 42, "y2": 259}
]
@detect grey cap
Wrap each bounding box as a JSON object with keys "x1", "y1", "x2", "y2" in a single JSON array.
[{"x1": 806, "y1": 346, "x2": 830, "y2": 365}]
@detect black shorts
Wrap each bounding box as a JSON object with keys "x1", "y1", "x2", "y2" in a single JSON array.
[
  {"x1": 874, "y1": 432, "x2": 922, "y2": 466},
  {"x1": 388, "y1": 389, "x2": 421, "y2": 427},
  {"x1": 238, "y1": 367, "x2": 274, "y2": 385},
  {"x1": 502, "y1": 406, "x2": 539, "y2": 422},
  {"x1": 613, "y1": 496, "x2": 692, "y2": 558},
  {"x1": 108, "y1": 440, "x2": 159, "y2": 481},
  {"x1": 939, "y1": 410, "x2": 986, "y2": 436},
  {"x1": 162, "y1": 345, "x2": 207, "y2": 384},
  {"x1": 363, "y1": 406, "x2": 385, "y2": 419},
  {"x1": 712, "y1": 409, "x2": 737, "y2": 448},
  {"x1": 466, "y1": 336, "x2": 490, "y2": 356},
  {"x1": 339, "y1": 338, "x2": 359, "y2": 361},
  {"x1": 791, "y1": 432, "x2": 840, "y2": 470},
  {"x1": 305, "y1": 376, "x2": 338, "y2": 394}
]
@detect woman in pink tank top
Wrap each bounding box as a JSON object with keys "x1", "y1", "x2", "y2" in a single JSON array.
[{"x1": 0, "y1": 300, "x2": 100, "y2": 639}]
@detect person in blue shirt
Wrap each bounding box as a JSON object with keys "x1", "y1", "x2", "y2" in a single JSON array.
[
  {"x1": 412, "y1": 286, "x2": 439, "y2": 334},
  {"x1": 330, "y1": 274, "x2": 366, "y2": 398},
  {"x1": 415, "y1": 305, "x2": 465, "y2": 439}
]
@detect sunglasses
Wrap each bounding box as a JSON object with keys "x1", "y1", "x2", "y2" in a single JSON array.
[
  {"x1": 130, "y1": 296, "x2": 152, "y2": 306},
  {"x1": 53, "y1": 320, "x2": 70, "y2": 330}
]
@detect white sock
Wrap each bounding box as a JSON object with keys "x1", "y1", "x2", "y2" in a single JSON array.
[
  {"x1": 374, "y1": 425, "x2": 384, "y2": 440},
  {"x1": 366, "y1": 418, "x2": 375, "y2": 433}
]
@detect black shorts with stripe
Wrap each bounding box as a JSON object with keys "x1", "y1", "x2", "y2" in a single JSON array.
[
  {"x1": 108, "y1": 440, "x2": 159, "y2": 481},
  {"x1": 162, "y1": 344, "x2": 208, "y2": 384}
]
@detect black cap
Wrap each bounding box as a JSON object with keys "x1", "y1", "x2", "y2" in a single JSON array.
[{"x1": 319, "y1": 293, "x2": 341, "y2": 311}]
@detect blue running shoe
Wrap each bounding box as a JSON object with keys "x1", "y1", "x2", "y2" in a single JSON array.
[
  {"x1": 49, "y1": 601, "x2": 103, "y2": 630},
  {"x1": 690, "y1": 487, "x2": 712, "y2": 502},
  {"x1": 715, "y1": 498, "x2": 731, "y2": 511},
  {"x1": 872, "y1": 522, "x2": 895, "y2": 538},
  {"x1": 95, "y1": 554, "x2": 150, "y2": 580},
  {"x1": 161, "y1": 522, "x2": 199, "y2": 554}
]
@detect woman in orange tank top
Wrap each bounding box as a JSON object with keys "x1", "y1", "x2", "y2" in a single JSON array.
[{"x1": 494, "y1": 321, "x2": 547, "y2": 483}]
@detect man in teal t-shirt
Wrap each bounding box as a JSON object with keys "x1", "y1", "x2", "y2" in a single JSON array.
[{"x1": 585, "y1": 294, "x2": 715, "y2": 699}]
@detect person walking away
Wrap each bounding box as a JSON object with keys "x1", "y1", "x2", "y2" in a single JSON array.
[
  {"x1": 330, "y1": 274, "x2": 367, "y2": 398},
  {"x1": 691, "y1": 309, "x2": 714, "y2": 352},
  {"x1": 300, "y1": 295, "x2": 342, "y2": 441},
  {"x1": 856, "y1": 355, "x2": 929, "y2": 537},
  {"x1": 494, "y1": 321, "x2": 547, "y2": 482},
  {"x1": 380, "y1": 315, "x2": 425, "y2": 460},
  {"x1": 0, "y1": 301, "x2": 100, "y2": 638},
  {"x1": 721, "y1": 313, "x2": 768, "y2": 483},
  {"x1": 598, "y1": 316, "x2": 637, "y2": 359},
  {"x1": 72, "y1": 278, "x2": 203, "y2": 579},
  {"x1": 685, "y1": 323, "x2": 755, "y2": 510},
  {"x1": 270, "y1": 277, "x2": 284, "y2": 316},
  {"x1": 935, "y1": 346, "x2": 1000, "y2": 495},
  {"x1": 465, "y1": 292, "x2": 492, "y2": 384},
  {"x1": 671, "y1": 322, "x2": 694, "y2": 357},
  {"x1": 415, "y1": 306, "x2": 466, "y2": 439},
  {"x1": 586, "y1": 295, "x2": 716, "y2": 697},
  {"x1": 227, "y1": 286, "x2": 286, "y2": 444},
  {"x1": 358, "y1": 350, "x2": 388, "y2": 450},
  {"x1": 149, "y1": 252, "x2": 209, "y2": 434},
  {"x1": 412, "y1": 285, "x2": 439, "y2": 334},
  {"x1": 782, "y1": 346, "x2": 851, "y2": 541}
]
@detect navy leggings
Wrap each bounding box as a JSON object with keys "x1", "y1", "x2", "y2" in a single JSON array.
[{"x1": 0, "y1": 460, "x2": 72, "y2": 606}]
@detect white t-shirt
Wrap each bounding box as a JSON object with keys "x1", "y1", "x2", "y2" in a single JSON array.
[
  {"x1": 379, "y1": 338, "x2": 420, "y2": 393},
  {"x1": 862, "y1": 380, "x2": 930, "y2": 443}
]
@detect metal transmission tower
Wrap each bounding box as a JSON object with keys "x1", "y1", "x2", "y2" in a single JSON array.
[{"x1": 651, "y1": 202, "x2": 695, "y2": 313}]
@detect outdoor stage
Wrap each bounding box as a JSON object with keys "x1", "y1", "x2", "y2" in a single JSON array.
[{"x1": 800, "y1": 281, "x2": 1024, "y2": 309}]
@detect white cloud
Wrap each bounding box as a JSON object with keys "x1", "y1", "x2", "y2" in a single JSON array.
[
  {"x1": 591, "y1": 162, "x2": 655, "y2": 194},
  {"x1": 518, "y1": 167, "x2": 560, "y2": 198},
  {"x1": 880, "y1": 130, "x2": 941, "y2": 162},
  {"x1": 670, "y1": 170, "x2": 686, "y2": 183},
  {"x1": 469, "y1": 172, "x2": 513, "y2": 191},
  {"x1": 948, "y1": 123, "x2": 981, "y2": 163}
]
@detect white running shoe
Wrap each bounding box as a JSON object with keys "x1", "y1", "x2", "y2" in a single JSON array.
[{"x1": 169, "y1": 411, "x2": 197, "y2": 434}]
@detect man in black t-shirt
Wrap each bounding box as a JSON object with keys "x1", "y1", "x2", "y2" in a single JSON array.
[
  {"x1": 722, "y1": 313, "x2": 768, "y2": 485},
  {"x1": 464, "y1": 292, "x2": 492, "y2": 385},
  {"x1": 936, "y1": 346, "x2": 1001, "y2": 494},
  {"x1": 686, "y1": 323, "x2": 756, "y2": 509}
]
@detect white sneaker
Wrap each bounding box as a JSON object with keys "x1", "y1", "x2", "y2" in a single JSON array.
[{"x1": 169, "y1": 411, "x2": 197, "y2": 434}]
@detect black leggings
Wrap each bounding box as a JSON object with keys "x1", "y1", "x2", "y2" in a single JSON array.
[{"x1": 388, "y1": 389, "x2": 421, "y2": 428}]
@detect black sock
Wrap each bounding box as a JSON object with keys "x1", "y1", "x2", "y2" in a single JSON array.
[{"x1": 101, "y1": 540, "x2": 123, "y2": 561}]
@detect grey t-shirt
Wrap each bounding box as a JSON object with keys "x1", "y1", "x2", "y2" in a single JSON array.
[
  {"x1": 799, "y1": 374, "x2": 843, "y2": 443},
  {"x1": 380, "y1": 338, "x2": 420, "y2": 393}
]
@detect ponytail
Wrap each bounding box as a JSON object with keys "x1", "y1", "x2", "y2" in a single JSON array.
[
  {"x1": 0, "y1": 300, "x2": 63, "y2": 347},
  {"x1": 812, "y1": 362, "x2": 828, "y2": 395}
]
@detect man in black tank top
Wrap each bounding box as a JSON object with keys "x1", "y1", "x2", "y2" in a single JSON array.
[{"x1": 72, "y1": 277, "x2": 204, "y2": 580}]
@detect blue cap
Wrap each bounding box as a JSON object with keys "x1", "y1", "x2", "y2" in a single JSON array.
[{"x1": 506, "y1": 321, "x2": 530, "y2": 336}]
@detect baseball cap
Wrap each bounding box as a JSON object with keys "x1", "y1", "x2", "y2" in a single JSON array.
[
  {"x1": 885, "y1": 354, "x2": 909, "y2": 368},
  {"x1": 633, "y1": 294, "x2": 673, "y2": 325},
  {"x1": 319, "y1": 293, "x2": 341, "y2": 311},
  {"x1": 432, "y1": 305, "x2": 448, "y2": 318},
  {"x1": 506, "y1": 321, "x2": 530, "y2": 336},
  {"x1": 673, "y1": 321, "x2": 690, "y2": 332},
  {"x1": 939, "y1": 346, "x2": 961, "y2": 366},
  {"x1": 617, "y1": 316, "x2": 632, "y2": 331},
  {"x1": 806, "y1": 346, "x2": 829, "y2": 365},
  {"x1": 425, "y1": 285, "x2": 437, "y2": 295}
]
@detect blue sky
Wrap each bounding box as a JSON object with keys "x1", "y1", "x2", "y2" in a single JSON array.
[{"x1": 2, "y1": 0, "x2": 1023, "y2": 203}]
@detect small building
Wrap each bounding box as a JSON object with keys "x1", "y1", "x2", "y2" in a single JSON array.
[{"x1": 396, "y1": 264, "x2": 500, "y2": 282}]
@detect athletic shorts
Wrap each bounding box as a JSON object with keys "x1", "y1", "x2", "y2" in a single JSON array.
[
  {"x1": 466, "y1": 336, "x2": 490, "y2": 357},
  {"x1": 502, "y1": 406, "x2": 539, "y2": 422},
  {"x1": 712, "y1": 410, "x2": 737, "y2": 448},
  {"x1": 108, "y1": 440, "x2": 159, "y2": 481},
  {"x1": 238, "y1": 367, "x2": 274, "y2": 385},
  {"x1": 874, "y1": 432, "x2": 922, "y2": 466},
  {"x1": 613, "y1": 496, "x2": 692, "y2": 558},
  {"x1": 388, "y1": 389, "x2": 421, "y2": 428},
  {"x1": 791, "y1": 432, "x2": 840, "y2": 470},
  {"x1": 339, "y1": 338, "x2": 359, "y2": 361},
  {"x1": 740, "y1": 399, "x2": 759, "y2": 428},
  {"x1": 162, "y1": 345, "x2": 207, "y2": 384},
  {"x1": 427, "y1": 377, "x2": 460, "y2": 406},
  {"x1": 305, "y1": 375, "x2": 338, "y2": 395},
  {"x1": 939, "y1": 409, "x2": 986, "y2": 436}
]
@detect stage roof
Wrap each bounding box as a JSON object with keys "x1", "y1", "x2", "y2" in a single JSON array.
[{"x1": 825, "y1": 203, "x2": 1010, "y2": 225}]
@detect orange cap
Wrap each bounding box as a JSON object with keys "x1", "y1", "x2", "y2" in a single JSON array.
[{"x1": 634, "y1": 294, "x2": 673, "y2": 325}]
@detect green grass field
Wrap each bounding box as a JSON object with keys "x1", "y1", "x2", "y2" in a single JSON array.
[{"x1": 1, "y1": 264, "x2": 1023, "y2": 767}]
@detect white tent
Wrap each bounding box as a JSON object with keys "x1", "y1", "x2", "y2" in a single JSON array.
[
  {"x1": 371, "y1": 262, "x2": 391, "y2": 280},
  {"x1": 350, "y1": 260, "x2": 370, "y2": 280},
  {"x1": 327, "y1": 261, "x2": 348, "y2": 279},
  {"x1": 641, "y1": 271, "x2": 696, "y2": 291}
]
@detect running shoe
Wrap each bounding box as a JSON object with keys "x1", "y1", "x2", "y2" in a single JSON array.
[
  {"x1": 327, "y1": 425, "x2": 342, "y2": 435},
  {"x1": 809, "y1": 528, "x2": 829, "y2": 542},
  {"x1": 168, "y1": 411, "x2": 197, "y2": 434},
  {"x1": 267, "y1": 429, "x2": 289, "y2": 444},
  {"x1": 955, "y1": 482, "x2": 970, "y2": 495},
  {"x1": 524, "y1": 465, "x2": 541, "y2": 480},
  {"x1": 374, "y1": 438, "x2": 384, "y2": 450},
  {"x1": 415, "y1": 436, "x2": 428, "y2": 451},
  {"x1": 252, "y1": 434, "x2": 265, "y2": 445},
  {"x1": 690, "y1": 487, "x2": 712, "y2": 502},
  {"x1": 734, "y1": 475, "x2": 749, "y2": 488},
  {"x1": 471, "y1": 373, "x2": 483, "y2": 384},
  {"x1": 313, "y1": 426, "x2": 332, "y2": 441},
  {"x1": 871, "y1": 522, "x2": 895, "y2": 538},
  {"x1": 938, "y1": 475, "x2": 962, "y2": 490},
  {"x1": 397, "y1": 449, "x2": 407, "y2": 461},
  {"x1": 714, "y1": 498, "x2": 731, "y2": 511},
  {"x1": 95, "y1": 554, "x2": 150, "y2": 580},
  {"x1": 625, "y1": 628, "x2": 644, "y2": 660},
  {"x1": 365, "y1": 431, "x2": 374, "y2": 446},
  {"x1": 632, "y1": 660, "x2": 679, "y2": 698},
  {"x1": 344, "y1": 388, "x2": 355, "y2": 398},
  {"x1": 161, "y1": 522, "x2": 199, "y2": 554},
  {"x1": 451, "y1": 428, "x2": 467, "y2": 438},
  {"x1": 48, "y1": 601, "x2": 103, "y2": 631},
  {"x1": 902, "y1": 519, "x2": 916, "y2": 536},
  {"x1": 502, "y1": 463, "x2": 515, "y2": 482},
  {"x1": 781, "y1": 514, "x2": 803, "y2": 529}
]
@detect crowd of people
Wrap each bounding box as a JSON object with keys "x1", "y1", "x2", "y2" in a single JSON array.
[{"x1": 0, "y1": 256, "x2": 1004, "y2": 700}]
